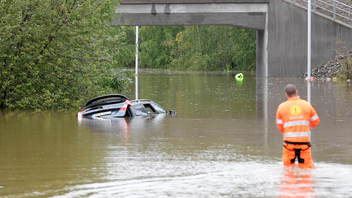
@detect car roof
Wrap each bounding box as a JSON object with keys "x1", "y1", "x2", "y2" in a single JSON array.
[
  {"x1": 131, "y1": 99, "x2": 152, "y2": 103},
  {"x1": 86, "y1": 94, "x2": 129, "y2": 107},
  {"x1": 131, "y1": 99, "x2": 159, "y2": 105}
]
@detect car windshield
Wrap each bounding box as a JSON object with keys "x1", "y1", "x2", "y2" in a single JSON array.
[{"x1": 152, "y1": 104, "x2": 166, "y2": 114}]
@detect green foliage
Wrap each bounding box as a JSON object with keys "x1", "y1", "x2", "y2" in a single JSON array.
[
  {"x1": 98, "y1": 69, "x2": 134, "y2": 94},
  {"x1": 0, "y1": 0, "x2": 134, "y2": 110},
  {"x1": 139, "y1": 26, "x2": 182, "y2": 69},
  {"x1": 335, "y1": 39, "x2": 352, "y2": 80},
  {"x1": 137, "y1": 26, "x2": 256, "y2": 72}
]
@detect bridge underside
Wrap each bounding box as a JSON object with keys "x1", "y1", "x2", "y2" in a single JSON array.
[
  {"x1": 116, "y1": 13, "x2": 265, "y2": 29},
  {"x1": 114, "y1": 3, "x2": 268, "y2": 77},
  {"x1": 114, "y1": 4, "x2": 266, "y2": 29}
]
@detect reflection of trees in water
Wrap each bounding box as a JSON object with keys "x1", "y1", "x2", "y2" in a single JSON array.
[
  {"x1": 79, "y1": 114, "x2": 167, "y2": 147},
  {"x1": 79, "y1": 114, "x2": 166, "y2": 132},
  {"x1": 134, "y1": 73, "x2": 257, "y2": 119}
]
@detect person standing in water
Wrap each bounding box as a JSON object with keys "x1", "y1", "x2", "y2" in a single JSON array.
[{"x1": 276, "y1": 84, "x2": 320, "y2": 168}]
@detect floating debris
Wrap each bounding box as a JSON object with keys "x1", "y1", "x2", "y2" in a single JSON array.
[{"x1": 235, "y1": 73, "x2": 244, "y2": 82}]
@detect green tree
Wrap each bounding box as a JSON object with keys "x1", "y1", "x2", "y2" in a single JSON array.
[
  {"x1": 0, "y1": 0, "x2": 134, "y2": 110},
  {"x1": 129, "y1": 26, "x2": 256, "y2": 72},
  {"x1": 169, "y1": 26, "x2": 256, "y2": 71},
  {"x1": 228, "y1": 28, "x2": 257, "y2": 71},
  {"x1": 139, "y1": 26, "x2": 182, "y2": 69}
]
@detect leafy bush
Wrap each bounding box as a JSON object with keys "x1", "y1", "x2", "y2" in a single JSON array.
[
  {"x1": 98, "y1": 69, "x2": 134, "y2": 94},
  {"x1": 0, "y1": 0, "x2": 134, "y2": 110},
  {"x1": 335, "y1": 39, "x2": 352, "y2": 80},
  {"x1": 136, "y1": 26, "x2": 256, "y2": 72}
]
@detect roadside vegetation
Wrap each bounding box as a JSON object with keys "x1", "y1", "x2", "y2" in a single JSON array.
[
  {"x1": 0, "y1": 0, "x2": 134, "y2": 110},
  {"x1": 305, "y1": 39, "x2": 352, "y2": 80},
  {"x1": 335, "y1": 40, "x2": 352, "y2": 80},
  {"x1": 1, "y1": 1, "x2": 256, "y2": 110},
  {"x1": 134, "y1": 26, "x2": 256, "y2": 72}
]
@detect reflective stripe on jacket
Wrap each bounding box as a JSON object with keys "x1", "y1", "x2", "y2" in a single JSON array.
[{"x1": 276, "y1": 97, "x2": 320, "y2": 142}]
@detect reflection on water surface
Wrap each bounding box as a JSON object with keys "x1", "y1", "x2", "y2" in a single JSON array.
[{"x1": 1, "y1": 72, "x2": 352, "y2": 197}]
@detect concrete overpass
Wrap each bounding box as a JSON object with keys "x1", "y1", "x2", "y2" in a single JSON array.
[{"x1": 114, "y1": 0, "x2": 352, "y2": 77}]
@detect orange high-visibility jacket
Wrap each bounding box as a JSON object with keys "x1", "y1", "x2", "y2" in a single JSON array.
[{"x1": 276, "y1": 97, "x2": 320, "y2": 142}]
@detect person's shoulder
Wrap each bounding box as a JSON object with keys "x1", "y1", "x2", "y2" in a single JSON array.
[
  {"x1": 297, "y1": 98, "x2": 308, "y2": 103},
  {"x1": 277, "y1": 100, "x2": 289, "y2": 109},
  {"x1": 297, "y1": 98, "x2": 311, "y2": 105},
  {"x1": 296, "y1": 98, "x2": 316, "y2": 109}
]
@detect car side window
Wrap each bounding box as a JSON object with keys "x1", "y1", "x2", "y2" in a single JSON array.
[
  {"x1": 133, "y1": 104, "x2": 147, "y2": 116},
  {"x1": 151, "y1": 104, "x2": 167, "y2": 114},
  {"x1": 143, "y1": 104, "x2": 155, "y2": 114}
]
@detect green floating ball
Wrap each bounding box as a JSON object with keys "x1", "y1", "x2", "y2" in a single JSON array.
[{"x1": 235, "y1": 73, "x2": 244, "y2": 82}]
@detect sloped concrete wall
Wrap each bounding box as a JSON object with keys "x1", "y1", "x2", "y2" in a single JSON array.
[{"x1": 267, "y1": 1, "x2": 352, "y2": 77}]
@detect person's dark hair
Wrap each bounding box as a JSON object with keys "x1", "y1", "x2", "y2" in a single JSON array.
[{"x1": 285, "y1": 84, "x2": 297, "y2": 97}]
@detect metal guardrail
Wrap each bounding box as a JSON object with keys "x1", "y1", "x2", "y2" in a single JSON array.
[{"x1": 289, "y1": 0, "x2": 352, "y2": 26}]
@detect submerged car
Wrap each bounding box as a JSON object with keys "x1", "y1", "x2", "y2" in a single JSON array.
[{"x1": 76, "y1": 94, "x2": 174, "y2": 119}]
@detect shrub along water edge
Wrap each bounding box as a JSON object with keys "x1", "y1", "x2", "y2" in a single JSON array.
[{"x1": 0, "y1": 0, "x2": 134, "y2": 110}]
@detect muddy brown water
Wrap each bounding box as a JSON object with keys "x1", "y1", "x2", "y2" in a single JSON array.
[{"x1": 1, "y1": 71, "x2": 352, "y2": 197}]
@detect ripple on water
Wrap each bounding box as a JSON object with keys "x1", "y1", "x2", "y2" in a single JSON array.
[{"x1": 45, "y1": 162, "x2": 352, "y2": 198}]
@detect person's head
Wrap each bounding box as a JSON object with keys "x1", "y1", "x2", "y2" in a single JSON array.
[{"x1": 285, "y1": 84, "x2": 298, "y2": 98}]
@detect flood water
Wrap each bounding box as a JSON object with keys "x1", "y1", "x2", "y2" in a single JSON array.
[{"x1": 1, "y1": 71, "x2": 352, "y2": 197}]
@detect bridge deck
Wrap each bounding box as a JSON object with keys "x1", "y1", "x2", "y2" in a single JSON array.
[
  {"x1": 119, "y1": 0, "x2": 269, "y2": 4},
  {"x1": 114, "y1": 3, "x2": 267, "y2": 30}
]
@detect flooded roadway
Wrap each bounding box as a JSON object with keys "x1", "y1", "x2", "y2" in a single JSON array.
[{"x1": 1, "y1": 71, "x2": 352, "y2": 197}]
